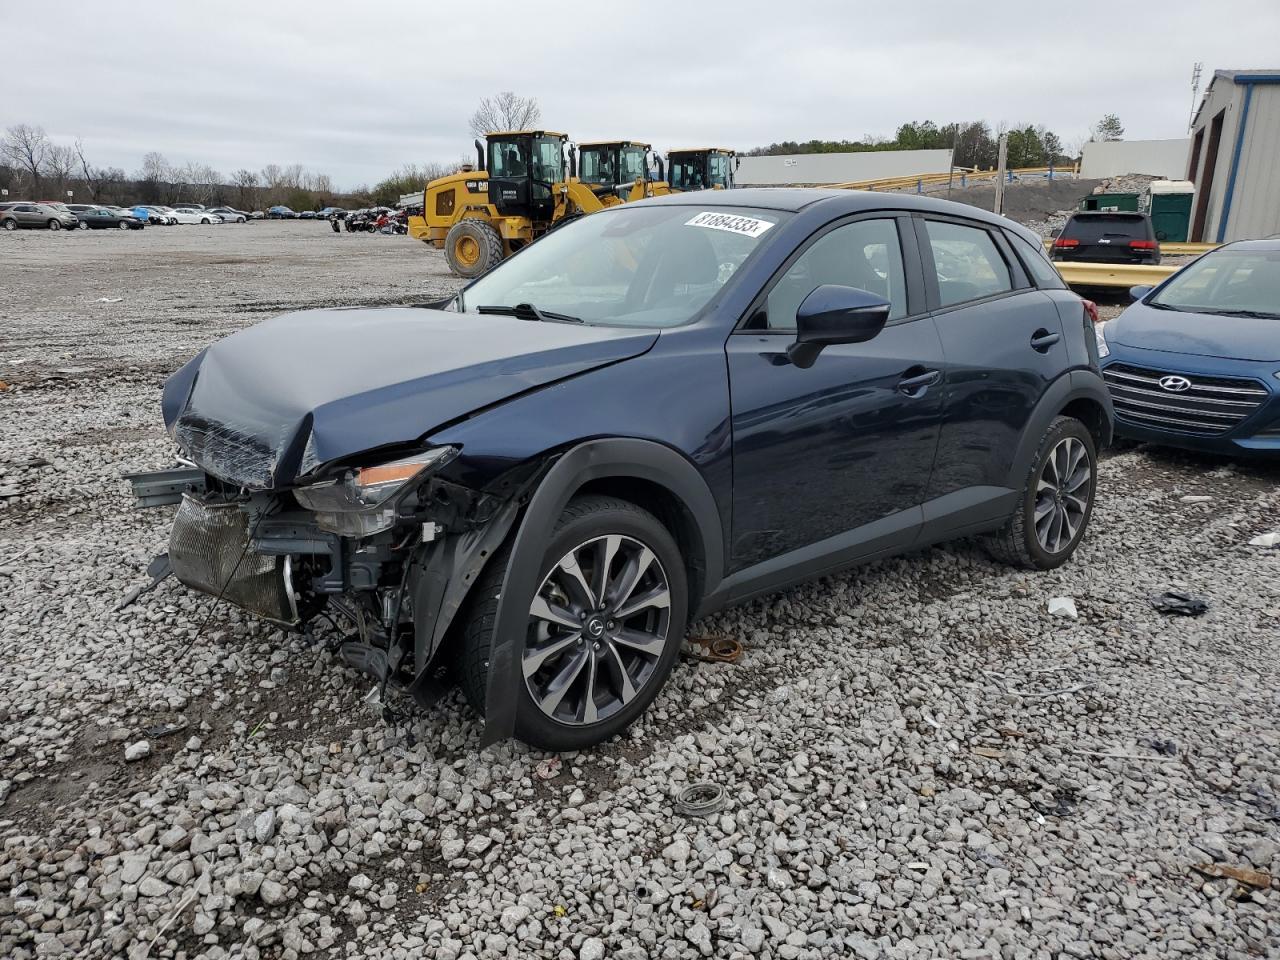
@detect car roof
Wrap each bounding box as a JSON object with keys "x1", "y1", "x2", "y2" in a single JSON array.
[
  {"x1": 634, "y1": 187, "x2": 1043, "y2": 242},
  {"x1": 1220, "y1": 237, "x2": 1280, "y2": 252}
]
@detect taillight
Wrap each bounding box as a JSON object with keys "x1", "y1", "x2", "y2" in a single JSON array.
[
  {"x1": 1129, "y1": 240, "x2": 1158, "y2": 249},
  {"x1": 1053, "y1": 238, "x2": 1080, "y2": 248},
  {"x1": 1081, "y1": 299, "x2": 1100, "y2": 324}
]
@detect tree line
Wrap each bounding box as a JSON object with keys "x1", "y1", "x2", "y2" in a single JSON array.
[
  {"x1": 746, "y1": 115, "x2": 1126, "y2": 170},
  {"x1": 0, "y1": 124, "x2": 367, "y2": 211}
]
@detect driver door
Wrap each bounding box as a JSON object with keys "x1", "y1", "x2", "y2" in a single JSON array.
[{"x1": 726, "y1": 215, "x2": 945, "y2": 570}]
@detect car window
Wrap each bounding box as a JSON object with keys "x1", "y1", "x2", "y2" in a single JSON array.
[
  {"x1": 1150, "y1": 249, "x2": 1280, "y2": 317},
  {"x1": 762, "y1": 219, "x2": 907, "y2": 331},
  {"x1": 1062, "y1": 214, "x2": 1149, "y2": 242},
  {"x1": 924, "y1": 220, "x2": 1012, "y2": 307},
  {"x1": 1008, "y1": 231, "x2": 1066, "y2": 289}
]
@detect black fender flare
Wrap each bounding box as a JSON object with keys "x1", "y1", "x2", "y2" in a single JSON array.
[
  {"x1": 481, "y1": 438, "x2": 724, "y2": 746},
  {"x1": 1007, "y1": 369, "x2": 1115, "y2": 488}
]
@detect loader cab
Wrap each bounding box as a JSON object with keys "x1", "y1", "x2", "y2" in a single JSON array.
[
  {"x1": 484, "y1": 130, "x2": 566, "y2": 223},
  {"x1": 667, "y1": 148, "x2": 737, "y2": 191},
  {"x1": 576, "y1": 140, "x2": 651, "y2": 193}
]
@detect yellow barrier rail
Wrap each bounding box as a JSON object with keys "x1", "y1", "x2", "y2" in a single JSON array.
[
  {"x1": 1054, "y1": 262, "x2": 1178, "y2": 288},
  {"x1": 821, "y1": 166, "x2": 1075, "y2": 192},
  {"x1": 1044, "y1": 238, "x2": 1217, "y2": 257}
]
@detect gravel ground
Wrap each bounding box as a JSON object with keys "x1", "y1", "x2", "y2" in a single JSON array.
[{"x1": 1, "y1": 222, "x2": 1278, "y2": 960}]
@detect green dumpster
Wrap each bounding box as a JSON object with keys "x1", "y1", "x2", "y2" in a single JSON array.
[
  {"x1": 1080, "y1": 192, "x2": 1140, "y2": 213},
  {"x1": 1141, "y1": 180, "x2": 1195, "y2": 242}
]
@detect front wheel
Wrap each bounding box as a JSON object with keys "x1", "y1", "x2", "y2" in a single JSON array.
[
  {"x1": 982, "y1": 416, "x2": 1097, "y2": 569},
  {"x1": 78, "y1": 221, "x2": 89, "y2": 230},
  {"x1": 444, "y1": 219, "x2": 503, "y2": 279},
  {"x1": 48, "y1": 219, "x2": 61, "y2": 231},
  {"x1": 118, "y1": 221, "x2": 130, "y2": 230},
  {"x1": 459, "y1": 495, "x2": 688, "y2": 751}
]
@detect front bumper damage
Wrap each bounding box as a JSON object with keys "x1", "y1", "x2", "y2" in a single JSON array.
[{"x1": 125, "y1": 460, "x2": 539, "y2": 717}]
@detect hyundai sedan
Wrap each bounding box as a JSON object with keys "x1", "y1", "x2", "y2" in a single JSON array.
[
  {"x1": 129, "y1": 190, "x2": 1112, "y2": 751},
  {"x1": 1099, "y1": 239, "x2": 1280, "y2": 457}
]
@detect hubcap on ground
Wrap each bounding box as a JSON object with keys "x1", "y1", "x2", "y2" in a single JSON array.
[
  {"x1": 523, "y1": 534, "x2": 671, "y2": 726},
  {"x1": 1035, "y1": 436, "x2": 1091, "y2": 554}
]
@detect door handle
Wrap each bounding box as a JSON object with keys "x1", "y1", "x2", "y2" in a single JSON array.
[
  {"x1": 897, "y1": 369, "x2": 941, "y2": 396},
  {"x1": 1030, "y1": 329, "x2": 1061, "y2": 351}
]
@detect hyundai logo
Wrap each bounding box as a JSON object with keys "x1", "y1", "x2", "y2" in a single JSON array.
[{"x1": 1159, "y1": 375, "x2": 1192, "y2": 392}]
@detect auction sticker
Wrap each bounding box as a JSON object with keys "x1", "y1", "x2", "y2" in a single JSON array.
[{"x1": 685, "y1": 211, "x2": 774, "y2": 238}]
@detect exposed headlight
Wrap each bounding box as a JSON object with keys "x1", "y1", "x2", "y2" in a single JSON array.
[
  {"x1": 1094, "y1": 321, "x2": 1110, "y2": 358},
  {"x1": 294, "y1": 446, "x2": 457, "y2": 537}
]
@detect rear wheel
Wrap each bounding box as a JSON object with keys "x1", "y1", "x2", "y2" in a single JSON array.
[
  {"x1": 982, "y1": 416, "x2": 1096, "y2": 569},
  {"x1": 445, "y1": 219, "x2": 503, "y2": 279},
  {"x1": 118, "y1": 221, "x2": 130, "y2": 230},
  {"x1": 2, "y1": 219, "x2": 16, "y2": 231},
  {"x1": 48, "y1": 219, "x2": 61, "y2": 231},
  {"x1": 459, "y1": 495, "x2": 688, "y2": 751},
  {"x1": 78, "y1": 221, "x2": 89, "y2": 230}
]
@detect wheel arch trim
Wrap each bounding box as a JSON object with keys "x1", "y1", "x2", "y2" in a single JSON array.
[
  {"x1": 480, "y1": 438, "x2": 724, "y2": 745},
  {"x1": 1007, "y1": 369, "x2": 1114, "y2": 489}
]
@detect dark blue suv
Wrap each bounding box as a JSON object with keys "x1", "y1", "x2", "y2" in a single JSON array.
[{"x1": 130, "y1": 189, "x2": 1113, "y2": 750}]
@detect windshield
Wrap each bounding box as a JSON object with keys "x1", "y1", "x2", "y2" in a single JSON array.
[
  {"x1": 669, "y1": 155, "x2": 704, "y2": 191},
  {"x1": 1149, "y1": 249, "x2": 1280, "y2": 318},
  {"x1": 708, "y1": 153, "x2": 732, "y2": 189},
  {"x1": 458, "y1": 205, "x2": 788, "y2": 328}
]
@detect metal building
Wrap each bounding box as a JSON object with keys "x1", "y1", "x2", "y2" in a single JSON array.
[{"x1": 1187, "y1": 69, "x2": 1280, "y2": 242}]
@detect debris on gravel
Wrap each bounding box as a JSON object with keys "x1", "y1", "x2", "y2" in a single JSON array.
[{"x1": 2, "y1": 222, "x2": 1279, "y2": 959}]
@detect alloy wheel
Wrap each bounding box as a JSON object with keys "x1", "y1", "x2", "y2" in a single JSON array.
[
  {"x1": 524, "y1": 534, "x2": 671, "y2": 726},
  {"x1": 1034, "y1": 436, "x2": 1091, "y2": 554}
]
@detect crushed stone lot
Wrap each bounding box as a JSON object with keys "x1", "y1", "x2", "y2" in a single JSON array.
[{"x1": 1, "y1": 221, "x2": 1278, "y2": 960}]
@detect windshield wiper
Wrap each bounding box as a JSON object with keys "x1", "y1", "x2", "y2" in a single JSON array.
[
  {"x1": 475, "y1": 302, "x2": 583, "y2": 324},
  {"x1": 1216, "y1": 309, "x2": 1280, "y2": 319}
]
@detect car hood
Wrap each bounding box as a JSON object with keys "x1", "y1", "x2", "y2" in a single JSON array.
[
  {"x1": 1111, "y1": 301, "x2": 1280, "y2": 363},
  {"x1": 163, "y1": 307, "x2": 658, "y2": 489}
]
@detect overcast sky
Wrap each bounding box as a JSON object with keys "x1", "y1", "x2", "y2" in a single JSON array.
[{"x1": 7, "y1": 0, "x2": 1278, "y2": 189}]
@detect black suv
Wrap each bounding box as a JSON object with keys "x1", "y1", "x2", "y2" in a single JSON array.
[
  {"x1": 131, "y1": 190, "x2": 1113, "y2": 751},
  {"x1": 1051, "y1": 211, "x2": 1161, "y2": 265}
]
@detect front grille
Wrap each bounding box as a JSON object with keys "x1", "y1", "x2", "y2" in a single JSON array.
[
  {"x1": 1103, "y1": 362, "x2": 1269, "y2": 436},
  {"x1": 170, "y1": 495, "x2": 297, "y2": 623}
]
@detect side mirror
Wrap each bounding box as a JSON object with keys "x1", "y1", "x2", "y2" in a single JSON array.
[
  {"x1": 786, "y1": 285, "x2": 891, "y2": 369},
  {"x1": 1129, "y1": 284, "x2": 1153, "y2": 302}
]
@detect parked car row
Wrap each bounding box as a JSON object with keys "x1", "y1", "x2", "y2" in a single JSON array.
[{"x1": 0, "y1": 200, "x2": 257, "y2": 231}]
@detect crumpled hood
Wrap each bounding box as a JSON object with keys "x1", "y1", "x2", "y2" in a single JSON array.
[
  {"x1": 163, "y1": 307, "x2": 658, "y2": 489},
  {"x1": 1111, "y1": 302, "x2": 1280, "y2": 362}
]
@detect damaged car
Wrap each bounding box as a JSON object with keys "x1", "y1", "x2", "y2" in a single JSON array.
[{"x1": 130, "y1": 190, "x2": 1113, "y2": 751}]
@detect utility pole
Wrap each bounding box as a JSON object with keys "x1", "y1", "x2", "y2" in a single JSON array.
[
  {"x1": 992, "y1": 134, "x2": 1008, "y2": 215},
  {"x1": 1188, "y1": 61, "x2": 1203, "y2": 132}
]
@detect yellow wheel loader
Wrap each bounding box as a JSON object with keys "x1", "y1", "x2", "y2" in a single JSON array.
[
  {"x1": 422, "y1": 132, "x2": 670, "y2": 278},
  {"x1": 665, "y1": 148, "x2": 738, "y2": 191}
]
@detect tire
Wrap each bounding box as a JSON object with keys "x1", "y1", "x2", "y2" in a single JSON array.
[
  {"x1": 118, "y1": 221, "x2": 130, "y2": 230},
  {"x1": 48, "y1": 220, "x2": 61, "y2": 231},
  {"x1": 458, "y1": 495, "x2": 689, "y2": 751},
  {"x1": 982, "y1": 416, "x2": 1097, "y2": 570},
  {"x1": 2, "y1": 219, "x2": 16, "y2": 231},
  {"x1": 445, "y1": 219, "x2": 503, "y2": 279},
  {"x1": 78, "y1": 221, "x2": 89, "y2": 230}
]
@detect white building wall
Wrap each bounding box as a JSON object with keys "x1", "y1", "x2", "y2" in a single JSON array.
[
  {"x1": 1219, "y1": 83, "x2": 1280, "y2": 241},
  {"x1": 1190, "y1": 77, "x2": 1241, "y2": 242},
  {"x1": 1079, "y1": 138, "x2": 1190, "y2": 180},
  {"x1": 735, "y1": 149, "x2": 953, "y2": 186}
]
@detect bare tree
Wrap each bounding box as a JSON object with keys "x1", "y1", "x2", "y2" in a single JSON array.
[
  {"x1": 469, "y1": 92, "x2": 541, "y2": 138},
  {"x1": 73, "y1": 138, "x2": 100, "y2": 201},
  {"x1": 43, "y1": 144, "x2": 77, "y2": 199},
  {"x1": 233, "y1": 168, "x2": 260, "y2": 210},
  {"x1": 2, "y1": 124, "x2": 51, "y2": 194}
]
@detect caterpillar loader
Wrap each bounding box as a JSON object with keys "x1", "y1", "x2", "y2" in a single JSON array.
[
  {"x1": 422, "y1": 131, "x2": 665, "y2": 278},
  {"x1": 666, "y1": 148, "x2": 738, "y2": 191}
]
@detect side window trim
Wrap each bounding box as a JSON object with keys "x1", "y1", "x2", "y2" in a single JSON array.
[
  {"x1": 1005, "y1": 228, "x2": 1067, "y2": 290},
  {"x1": 912, "y1": 214, "x2": 1026, "y2": 314},
  {"x1": 733, "y1": 212, "x2": 925, "y2": 334}
]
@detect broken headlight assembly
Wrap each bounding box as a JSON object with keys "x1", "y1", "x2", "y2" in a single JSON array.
[
  {"x1": 293, "y1": 446, "x2": 458, "y2": 537},
  {"x1": 1094, "y1": 320, "x2": 1110, "y2": 359}
]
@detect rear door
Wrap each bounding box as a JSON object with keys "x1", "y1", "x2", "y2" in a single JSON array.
[
  {"x1": 916, "y1": 215, "x2": 1066, "y2": 514},
  {"x1": 727, "y1": 214, "x2": 945, "y2": 569}
]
